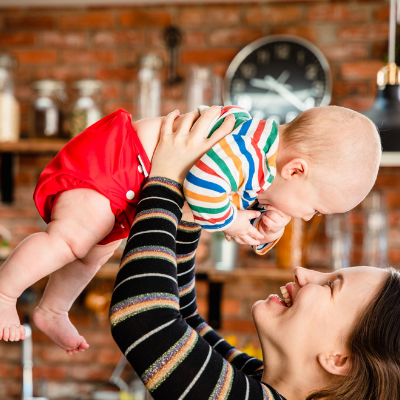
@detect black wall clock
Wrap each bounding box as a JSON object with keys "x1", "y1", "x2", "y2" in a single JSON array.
[{"x1": 224, "y1": 35, "x2": 332, "y2": 124}]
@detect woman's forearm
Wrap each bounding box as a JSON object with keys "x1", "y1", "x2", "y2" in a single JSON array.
[{"x1": 110, "y1": 177, "x2": 270, "y2": 400}]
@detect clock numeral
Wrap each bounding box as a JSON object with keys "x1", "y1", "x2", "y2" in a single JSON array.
[
  {"x1": 275, "y1": 44, "x2": 290, "y2": 60},
  {"x1": 257, "y1": 50, "x2": 270, "y2": 65},
  {"x1": 305, "y1": 64, "x2": 318, "y2": 80},
  {"x1": 297, "y1": 51, "x2": 305, "y2": 66},
  {"x1": 241, "y1": 63, "x2": 257, "y2": 79},
  {"x1": 311, "y1": 80, "x2": 324, "y2": 96},
  {"x1": 232, "y1": 78, "x2": 246, "y2": 93}
]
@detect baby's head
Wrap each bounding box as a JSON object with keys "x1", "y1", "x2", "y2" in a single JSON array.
[{"x1": 258, "y1": 106, "x2": 381, "y2": 220}]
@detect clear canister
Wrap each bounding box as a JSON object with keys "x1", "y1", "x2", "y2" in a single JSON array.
[
  {"x1": 70, "y1": 79, "x2": 102, "y2": 138},
  {"x1": 0, "y1": 54, "x2": 20, "y2": 142},
  {"x1": 31, "y1": 80, "x2": 65, "y2": 138}
]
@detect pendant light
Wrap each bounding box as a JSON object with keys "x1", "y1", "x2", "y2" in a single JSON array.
[{"x1": 363, "y1": 0, "x2": 400, "y2": 156}]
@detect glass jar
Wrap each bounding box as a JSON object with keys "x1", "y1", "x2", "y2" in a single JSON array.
[
  {"x1": 137, "y1": 54, "x2": 162, "y2": 119},
  {"x1": 187, "y1": 66, "x2": 214, "y2": 112},
  {"x1": 69, "y1": 80, "x2": 102, "y2": 138},
  {"x1": 0, "y1": 54, "x2": 19, "y2": 142},
  {"x1": 31, "y1": 80, "x2": 66, "y2": 138}
]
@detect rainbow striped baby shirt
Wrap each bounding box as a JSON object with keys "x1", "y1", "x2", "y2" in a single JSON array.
[{"x1": 183, "y1": 106, "x2": 279, "y2": 234}]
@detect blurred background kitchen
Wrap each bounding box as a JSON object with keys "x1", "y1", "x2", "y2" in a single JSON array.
[{"x1": 0, "y1": 0, "x2": 399, "y2": 399}]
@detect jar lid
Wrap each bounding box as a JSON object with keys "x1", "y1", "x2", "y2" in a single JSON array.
[
  {"x1": 74, "y1": 79, "x2": 102, "y2": 92},
  {"x1": 32, "y1": 79, "x2": 65, "y2": 91}
]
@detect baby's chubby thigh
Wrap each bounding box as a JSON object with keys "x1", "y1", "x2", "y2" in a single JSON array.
[{"x1": 47, "y1": 188, "x2": 116, "y2": 260}]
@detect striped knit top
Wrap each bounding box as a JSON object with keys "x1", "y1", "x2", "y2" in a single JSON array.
[
  {"x1": 183, "y1": 106, "x2": 279, "y2": 233},
  {"x1": 109, "y1": 177, "x2": 285, "y2": 400}
]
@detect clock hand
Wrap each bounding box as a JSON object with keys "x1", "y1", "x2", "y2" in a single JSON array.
[{"x1": 263, "y1": 76, "x2": 308, "y2": 112}]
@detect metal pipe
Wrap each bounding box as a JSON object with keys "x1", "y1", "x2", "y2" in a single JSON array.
[
  {"x1": 22, "y1": 323, "x2": 33, "y2": 400},
  {"x1": 389, "y1": 0, "x2": 397, "y2": 64}
]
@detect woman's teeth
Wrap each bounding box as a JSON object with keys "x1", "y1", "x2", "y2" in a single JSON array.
[{"x1": 280, "y1": 286, "x2": 292, "y2": 307}]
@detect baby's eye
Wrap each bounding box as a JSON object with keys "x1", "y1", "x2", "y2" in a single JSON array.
[{"x1": 327, "y1": 280, "x2": 333, "y2": 292}]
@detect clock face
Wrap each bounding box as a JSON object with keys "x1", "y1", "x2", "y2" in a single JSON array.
[{"x1": 224, "y1": 35, "x2": 332, "y2": 124}]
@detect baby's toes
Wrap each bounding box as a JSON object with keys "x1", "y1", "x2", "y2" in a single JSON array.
[
  {"x1": 14, "y1": 326, "x2": 21, "y2": 341},
  {"x1": 19, "y1": 325, "x2": 26, "y2": 340},
  {"x1": 3, "y1": 327, "x2": 10, "y2": 341},
  {"x1": 8, "y1": 325, "x2": 16, "y2": 341}
]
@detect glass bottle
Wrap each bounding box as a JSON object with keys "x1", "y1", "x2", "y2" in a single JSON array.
[
  {"x1": 137, "y1": 54, "x2": 162, "y2": 119},
  {"x1": 187, "y1": 66, "x2": 214, "y2": 112},
  {"x1": 31, "y1": 80, "x2": 66, "y2": 138},
  {"x1": 0, "y1": 54, "x2": 19, "y2": 142},
  {"x1": 69, "y1": 79, "x2": 102, "y2": 138}
]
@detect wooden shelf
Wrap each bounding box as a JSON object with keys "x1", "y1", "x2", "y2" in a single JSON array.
[{"x1": 0, "y1": 139, "x2": 68, "y2": 154}]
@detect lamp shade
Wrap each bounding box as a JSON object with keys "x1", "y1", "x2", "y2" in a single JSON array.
[{"x1": 363, "y1": 84, "x2": 400, "y2": 152}]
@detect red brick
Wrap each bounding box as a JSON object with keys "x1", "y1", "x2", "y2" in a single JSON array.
[
  {"x1": 333, "y1": 82, "x2": 368, "y2": 97},
  {"x1": 34, "y1": 65, "x2": 92, "y2": 81},
  {"x1": 338, "y1": 97, "x2": 375, "y2": 112},
  {"x1": 245, "y1": 6, "x2": 302, "y2": 25},
  {"x1": 41, "y1": 32, "x2": 86, "y2": 48},
  {"x1": 0, "y1": 364, "x2": 9, "y2": 377},
  {"x1": 0, "y1": 208, "x2": 39, "y2": 219},
  {"x1": 102, "y1": 83, "x2": 121, "y2": 99},
  {"x1": 320, "y1": 44, "x2": 368, "y2": 61},
  {"x1": 221, "y1": 298, "x2": 241, "y2": 316},
  {"x1": 182, "y1": 31, "x2": 206, "y2": 48},
  {"x1": 181, "y1": 49, "x2": 238, "y2": 64},
  {"x1": 93, "y1": 31, "x2": 145, "y2": 46},
  {"x1": 12, "y1": 50, "x2": 57, "y2": 64},
  {"x1": 389, "y1": 249, "x2": 400, "y2": 265},
  {"x1": 374, "y1": 174, "x2": 400, "y2": 189},
  {"x1": 220, "y1": 318, "x2": 257, "y2": 334},
  {"x1": 179, "y1": 7, "x2": 240, "y2": 27},
  {"x1": 104, "y1": 102, "x2": 134, "y2": 115},
  {"x1": 338, "y1": 25, "x2": 389, "y2": 41},
  {"x1": 96, "y1": 349, "x2": 123, "y2": 366},
  {"x1": 96, "y1": 67, "x2": 137, "y2": 81},
  {"x1": 81, "y1": 330, "x2": 116, "y2": 347},
  {"x1": 341, "y1": 61, "x2": 385, "y2": 80},
  {"x1": 388, "y1": 211, "x2": 400, "y2": 227},
  {"x1": 61, "y1": 12, "x2": 115, "y2": 29},
  {"x1": 5, "y1": 15, "x2": 55, "y2": 29},
  {"x1": 389, "y1": 230, "x2": 400, "y2": 247},
  {"x1": 61, "y1": 50, "x2": 116, "y2": 65},
  {"x1": 120, "y1": 10, "x2": 172, "y2": 27},
  {"x1": 372, "y1": 42, "x2": 388, "y2": 59},
  {"x1": 40, "y1": 347, "x2": 95, "y2": 363},
  {"x1": 13, "y1": 225, "x2": 41, "y2": 236},
  {"x1": 195, "y1": 280, "x2": 208, "y2": 296},
  {"x1": 196, "y1": 297, "x2": 208, "y2": 317},
  {"x1": 33, "y1": 365, "x2": 66, "y2": 380},
  {"x1": 271, "y1": 26, "x2": 316, "y2": 43},
  {"x1": 69, "y1": 365, "x2": 113, "y2": 381},
  {"x1": 374, "y1": 6, "x2": 389, "y2": 20},
  {"x1": 209, "y1": 29, "x2": 264, "y2": 46},
  {"x1": 307, "y1": 5, "x2": 369, "y2": 22},
  {"x1": 0, "y1": 33, "x2": 35, "y2": 46},
  {"x1": 387, "y1": 192, "x2": 400, "y2": 208}
]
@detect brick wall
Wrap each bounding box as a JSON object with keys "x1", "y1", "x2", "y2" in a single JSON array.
[{"x1": 0, "y1": 1, "x2": 399, "y2": 399}]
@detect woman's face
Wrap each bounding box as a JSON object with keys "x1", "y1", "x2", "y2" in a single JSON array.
[{"x1": 252, "y1": 266, "x2": 387, "y2": 366}]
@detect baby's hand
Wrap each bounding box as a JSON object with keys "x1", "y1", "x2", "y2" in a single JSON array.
[
  {"x1": 223, "y1": 210, "x2": 264, "y2": 246},
  {"x1": 258, "y1": 206, "x2": 291, "y2": 243}
]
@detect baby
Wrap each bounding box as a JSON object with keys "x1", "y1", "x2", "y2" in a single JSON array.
[
  {"x1": 184, "y1": 105, "x2": 381, "y2": 255},
  {"x1": 0, "y1": 105, "x2": 380, "y2": 354}
]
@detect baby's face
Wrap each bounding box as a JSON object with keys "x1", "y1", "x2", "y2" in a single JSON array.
[{"x1": 257, "y1": 173, "x2": 364, "y2": 221}]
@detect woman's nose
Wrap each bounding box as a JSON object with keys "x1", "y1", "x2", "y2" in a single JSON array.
[{"x1": 294, "y1": 266, "x2": 325, "y2": 287}]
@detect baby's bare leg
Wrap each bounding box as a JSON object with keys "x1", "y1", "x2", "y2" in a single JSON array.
[
  {"x1": 0, "y1": 188, "x2": 115, "y2": 342},
  {"x1": 33, "y1": 240, "x2": 121, "y2": 354}
]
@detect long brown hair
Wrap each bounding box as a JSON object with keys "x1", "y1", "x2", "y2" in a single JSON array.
[{"x1": 307, "y1": 268, "x2": 400, "y2": 400}]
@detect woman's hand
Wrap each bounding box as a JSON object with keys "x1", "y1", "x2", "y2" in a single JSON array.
[{"x1": 149, "y1": 106, "x2": 236, "y2": 184}]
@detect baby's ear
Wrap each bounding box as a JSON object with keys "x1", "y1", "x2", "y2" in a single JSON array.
[
  {"x1": 281, "y1": 158, "x2": 308, "y2": 180},
  {"x1": 317, "y1": 352, "x2": 351, "y2": 376}
]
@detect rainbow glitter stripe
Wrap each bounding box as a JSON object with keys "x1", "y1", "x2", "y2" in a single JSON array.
[
  {"x1": 110, "y1": 293, "x2": 179, "y2": 327},
  {"x1": 261, "y1": 384, "x2": 274, "y2": 400},
  {"x1": 209, "y1": 359, "x2": 234, "y2": 400},
  {"x1": 146, "y1": 177, "x2": 183, "y2": 198},
  {"x1": 225, "y1": 348, "x2": 242, "y2": 363},
  {"x1": 177, "y1": 250, "x2": 196, "y2": 264},
  {"x1": 120, "y1": 246, "x2": 177, "y2": 270},
  {"x1": 178, "y1": 279, "x2": 195, "y2": 297},
  {"x1": 142, "y1": 327, "x2": 198, "y2": 392},
  {"x1": 178, "y1": 221, "x2": 202, "y2": 233},
  {"x1": 196, "y1": 322, "x2": 213, "y2": 337},
  {"x1": 132, "y1": 208, "x2": 178, "y2": 228}
]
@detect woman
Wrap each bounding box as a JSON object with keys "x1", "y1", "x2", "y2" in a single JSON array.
[{"x1": 109, "y1": 107, "x2": 400, "y2": 400}]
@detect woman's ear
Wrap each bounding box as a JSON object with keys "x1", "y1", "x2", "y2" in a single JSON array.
[
  {"x1": 280, "y1": 158, "x2": 309, "y2": 180},
  {"x1": 317, "y1": 352, "x2": 351, "y2": 376}
]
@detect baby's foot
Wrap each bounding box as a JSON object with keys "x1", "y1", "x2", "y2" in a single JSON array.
[
  {"x1": 33, "y1": 306, "x2": 89, "y2": 354},
  {"x1": 0, "y1": 292, "x2": 26, "y2": 341}
]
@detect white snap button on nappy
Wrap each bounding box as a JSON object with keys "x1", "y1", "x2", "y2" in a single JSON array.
[
  {"x1": 126, "y1": 190, "x2": 135, "y2": 200},
  {"x1": 138, "y1": 165, "x2": 143, "y2": 173}
]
